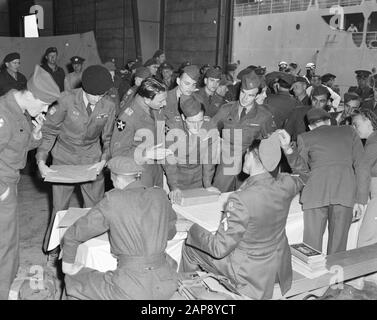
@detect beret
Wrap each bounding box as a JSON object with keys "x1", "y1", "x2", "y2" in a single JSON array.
[
  {"x1": 180, "y1": 94, "x2": 203, "y2": 117},
  {"x1": 182, "y1": 65, "x2": 200, "y2": 82},
  {"x1": 3, "y1": 52, "x2": 20, "y2": 63},
  {"x1": 134, "y1": 66, "x2": 152, "y2": 79},
  {"x1": 205, "y1": 67, "x2": 222, "y2": 80},
  {"x1": 45, "y1": 47, "x2": 58, "y2": 56},
  {"x1": 144, "y1": 58, "x2": 159, "y2": 67},
  {"x1": 241, "y1": 71, "x2": 261, "y2": 90},
  {"x1": 82, "y1": 65, "x2": 114, "y2": 95},
  {"x1": 321, "y1": 73, "x2": 336, "y2": 83},
  {"x1": 311, "y1": 85, "x2": 330, "y2": 97},
  {"x1": 355, "y1": 70, "x2": 371, "y2": 79},
  {"x1": 306, "y1": 108, "x2": 331, "y2": 124},
  {"x1": 344, "y1": 92, "x2": 360, "y2": 103},
  {"x1": 27, "y1": 65, "x2": 60, "y2": 104},
  {"x1": 70, "y1": 56, "x2": 85, "y2": 64},
  {"x1": 259, "y1": 132, "x2": 282, "y2": 172},
  {"x1": 107, "y1": 156, "x2": 143, "y2": 176}
]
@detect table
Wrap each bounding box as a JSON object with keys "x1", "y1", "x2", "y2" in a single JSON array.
[{"x1": 49, "y1": 193, "x2": 362, "y2": 273}]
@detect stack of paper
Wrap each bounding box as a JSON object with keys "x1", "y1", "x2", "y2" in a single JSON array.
[{"x1": 44, "y1": 164, "x2": 98, "y2": 183}]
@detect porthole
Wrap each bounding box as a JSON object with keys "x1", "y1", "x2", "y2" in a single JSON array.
[
  {"x1": 296, "y1": 24, "x2": 300, "y2": 30},
  {"x1": 268, "y1": 25, "x2": 272, "y2": 31}
]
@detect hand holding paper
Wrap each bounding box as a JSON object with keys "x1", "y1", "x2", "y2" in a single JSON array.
[{"x1": 38, "y1": 161, "x2": 57, "y2": 178}]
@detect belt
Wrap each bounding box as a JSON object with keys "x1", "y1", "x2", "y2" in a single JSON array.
[{"x1": 117, "y1": 253, "x2": 166, "y2": 270}]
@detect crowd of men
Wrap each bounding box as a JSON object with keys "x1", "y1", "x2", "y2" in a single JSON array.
[{"x1": 1, "y1": 46, "x2": 377, "y2": 300}]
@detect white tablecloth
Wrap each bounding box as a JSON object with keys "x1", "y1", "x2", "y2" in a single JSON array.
[{"x1": 49, "y1": 193, "x2": 361, "y2": 273}]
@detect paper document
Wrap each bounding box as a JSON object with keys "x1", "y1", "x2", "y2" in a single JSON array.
[{"x1": 44, "y1": 164, "x2": 98, "y2": 183}]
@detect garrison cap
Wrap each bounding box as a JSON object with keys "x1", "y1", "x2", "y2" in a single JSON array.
[
  {"x1": 107, "y1": 156, "x2": 143, "y2": 176},
  {"x1": 3, "y1": 52, "x2": 20, "y2": 63},
  {"x1": 45, "y1": 47, "x2": 58, "y2": 56},
  {"x1": 321, "y1": 73, "x2": 336, "y2": 83},
  {"x1": 144, "y1": 58, "x2": 159, "y2": 67},
  {"x1": 241, "y1": 71, "x2": 261, "y2": 90},
  {"x1": 344, "y1": 92, "x2": 360, "y2": 103},
  {"x1": 355, "y1": 70, "x2": 371, "y2": 79},
  {"x1": 205, "y1": 67, "x2": 222, "y2": 80},
  {"x1": 259, "y1": 132, "x2": 282, "y2": 172},
  {"x1": 306, "y1": 108, "x2": 331, "y2": 124},
  {"x1": 311, "y1": 85, "x2": 330, "y2": 97},
  {"x1": 182, "y1": 65, "x2": 200, "y2": 82},
  {"x1": 180, "y1": 94, "x2": 203, "y2": 117},
  {"x1": 27, "y1": 65, "x2": 60, "y2": 104},
  {"x1": 135, "y1": 66, "x2": 152, "y2": 79},
  {"x1": 70, "y1": 56, "x2": 85, "y2": 64},
  {"x1": 82, "y1": 65, "x2": 113, "y2": 95}
]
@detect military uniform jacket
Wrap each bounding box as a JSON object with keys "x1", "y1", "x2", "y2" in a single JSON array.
[
  {"x1": 197, "y1": 87, "x2": 226, "y2": 118},
  {"x1": 0, "y1": 70, "x2": 27, "y2": 96},
  {"x1": 163, "y1": 116, "x2": 220, "y2": 190},
  {"x1": 185, "y1": 150, "x2": 309, "y2": 299},
  {"x1": 36, "y1": 89, "x2": 116, "y2": 164},
  {"x1": 264, "y1": 92, "x2": 300, "y2": 129},
  {"x1": 110, "y1": 95, "x2": 165, "y2": 161},
  {"x1": 0, "y1": 91, "x2": 41, "y2": 194},
  {"x1": 284, "y1": 105, "x2": 312, "y2": 142},
  {"x1": 297, "y1": 125, "x2": 367, "y2": 209}
]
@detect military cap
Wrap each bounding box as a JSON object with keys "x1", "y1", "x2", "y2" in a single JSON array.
[
  {"x1": 293, "y1": 76, "x2": 309, "y2": 85},
  {"x1": 321, "y1": 73, "x2": 336, "y2": 83},
  {"x1": 266, "y1": 71, "x2": 295, "y2": 86},
  {"x1": 278, "y1": 61, "x2": 288, "y2": 67},
  {"x1": 144, "y1": 58, "x2": 159, "y2": 67},
  {"x1": 182, "y1": 65, "x2": 200, "y2": 82},
  {"x1": 153, "y1": 49, "x2": 164, "y2": 58},
  {"x1": 355, "y1": 70, "x2": 371, "y2": 79},
  {"x1": 3, "y1": 52, "x2": 20, "y2": 63},
  {"x1": 134, "y1": 66, "x2": 152, "y2": 79},
  {"x1": 160, "y1": 62, "x2": 174, "y2": 71},
  {"x1": 70, "y1": 56, "x2": 85, "y2": 64},
  {"x1": 306, "y1": 108, "x2": 331, "y2": 124},
  {"x1": 237, "y1": 65, "x2": 257, "y2": 80},
  {"x1": 180, "y1": 94, "x2": 203, "y2": 117},
  {"x1": 27, "y1": 65, "x2": 60, "y2": 104},
  {"x1": 226, "y1": 63, "x2": 238, "y2": 71},
  {"x1": 259, "y1": 132, "x2": 282, "y2": 172},
  {"x1": 205, "y1": 67, "x2": 222, "y2": 80},
  {"x1": 45, "y1": 47, "x2": 58, "y2": 56},
  {"x1": 306, "y1": 62, "x2": 316, "y2": 69},
  {"x1": 311, "y1": 85, "x2": 330, "y2": 97},
  {"x1": 242, "y1": 71, "x2": 261, "y2": 91},
  {"x1": 82, "y1": 65, "x2": 113, "y2": 95},
  {"x1": 107, "y1": 156, "x2": 143, "y2": 176},
  {"x1": 344, "y1": 92, "x2": 360, "y2": 104}
]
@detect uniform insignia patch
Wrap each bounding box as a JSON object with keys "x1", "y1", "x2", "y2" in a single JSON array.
[
  {"x1": 117, "y1": 120, "x2": 126, "y2": 131},
  {"x1": 124, "y1": 108, "x2": 134, "y2": 116},
  {"x1": 49, "y1": 107, "x2": 57, "y2": 115},
  {"x1": 0, "y1": 118, "x2": 4, "y2": 128}
]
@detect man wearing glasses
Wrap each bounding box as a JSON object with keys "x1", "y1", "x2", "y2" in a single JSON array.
[{"x1": 36, "y1": 65, "x2": 116, "y2": 265}]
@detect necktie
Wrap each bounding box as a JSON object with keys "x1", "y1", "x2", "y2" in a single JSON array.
[
  {"x1": 86, "y1": 103, "x2": 93, "y2": 116},
  {"x1": 240, "y1": 107, "x2": 247, "y2": 120}
]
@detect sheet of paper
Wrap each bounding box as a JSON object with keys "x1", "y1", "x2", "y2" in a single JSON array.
[
  {"x1": 58, "y1": 207, "x2": 91, "y2": 228},
  {"x1": 44, "y1": 164, "x2": 98, "y2": 183}
]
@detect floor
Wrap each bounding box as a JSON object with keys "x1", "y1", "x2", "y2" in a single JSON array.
[{"x1": 11, "y1": 160, "x2": 377, "y2": 300}]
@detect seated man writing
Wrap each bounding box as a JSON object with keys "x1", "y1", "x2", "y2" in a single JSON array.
[
  {"x1": 180, "y1": 130, "x2": 309, "y2": 299},
  {"x1": 62, "y1": 156, "x2": 178, "y2": 300}
]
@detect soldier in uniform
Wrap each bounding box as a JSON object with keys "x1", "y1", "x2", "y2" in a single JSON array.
[
  {"x1": 0, "y1": 65, "x2": 60, "y2": 299},
  {"x1": 41, "y1": 47, "x2": 65, "y2": 92},
  {"x1": 118, "y1": 66, "x2": 152, "y2": 116},
  {"x1": 339, "y1": 92, "x2": 361, "y2": 125},
  {"x1": 36, "y1": 65, "x2": 116, "y2": 262},
  {"x1": 180, "y1": 130, "x2": 309, "y2": 299},
  {"x1": 197, "y1": 67, "x2": 226, "y2": 118},
  {"x1": 163, "y1": 65, "x2": 200, "y2": 123},
  {"x1": 157, "y1": 62, "x2": 176, "y2": 91},
  {"x1": 164, "y1": 95, "x2": 220, "y2": 203},
  {"x1": 64, "y1": 56, "x2": 85, "y2": 92},
  {"x1": 152, "y1": 49, "x2": 166, "y2": 66},
  {"x1": 0, "y1": 52, "x2": 27, "y2": 96},
  {"x1": 144, "y1": 58, "x2": 160, "y2": 77},
  {"x1": 296, "y1": 108, "x2": 367, "y2": 254},
  {"x1": 348, "y1": 70, "x2": 374, "y2": 103},
  {"x1": 291, "y1": 76, "x2": 311, "y2": 106},
  {"x1": 110, "y1": 78, "x2": 173, "y2": 188},
  {"x1": 62, "y1": 156, "x2": 178, "y2": 300},
  {"x1": 211, "y1": 71, "x2": 276, "y2": 192}
]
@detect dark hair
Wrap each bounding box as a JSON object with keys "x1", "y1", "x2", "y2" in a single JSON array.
[
  {"x1": 277, "y1": 79, "x2": 291, "y2": 89},
  {"x1": 137, "y1": 77, "x2": 166, "y2": 99},
  {"x1": 352, "y1": 109, "x2": 377, "y2": 131}
]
